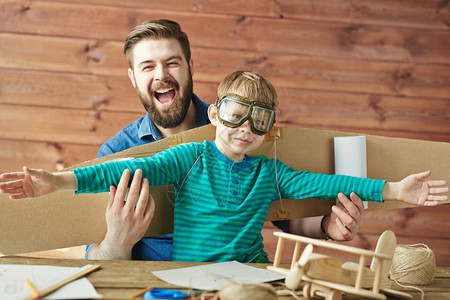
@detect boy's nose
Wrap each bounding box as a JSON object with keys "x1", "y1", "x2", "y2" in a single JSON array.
[{"x1": 240, "y1": 120, "x2": 252, "y2": 132}]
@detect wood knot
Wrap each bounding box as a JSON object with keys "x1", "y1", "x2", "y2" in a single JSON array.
[
  {"x1": 393, "y1": 68, "x2": 412, "y2": 81},
  {"x1": 91, "y1": 98, "x2": 109, "y2": 110},
  {"x1": 368, "y1": 95, "x2": 386, "y2": 123},
  {"x1": 46, "y1": 142, "x2": 63, "y2": 151},
  {"x1": 436, "y1": 0, "x2": 449, "y2": 13},
  {"x1": 92, "y1": 112, "x2": 101, "y2": 120},
  {"x1": 85, "y1": 42, "x2": 103, "y2": 65},
  {"x1": 85, "y1": 42, "x2": 97, "y2": 53},
  {"x1": 391, "y1": 67, "x2": 413, "y2": 93},
  {"x1": 338, "y1": 25, "x2": 364, "y2": 47},
  {"x1": 245, "y1": 56, "x2": 268, "y2": 66},
  {"x1": 236, "y1": 16, "x2": 249, "y2": 25},
  {"x1": 395, "y1": 208, "x2": 415, "y2": 229},
  {"x1": 20, "y1": 2, "x2": 32, "y2": 12},
  {"x1": 402, "y1": 207, "x2": 415, "y2": 218}
]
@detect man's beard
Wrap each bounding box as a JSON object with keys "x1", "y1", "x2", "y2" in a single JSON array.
[{"x1": 137, "y1": 76, "x2": 193, "y2": 128}]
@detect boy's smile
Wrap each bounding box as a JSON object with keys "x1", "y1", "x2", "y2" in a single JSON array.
[{"x1": 235, "y1": 136, "x2": 251, "y2": 146}]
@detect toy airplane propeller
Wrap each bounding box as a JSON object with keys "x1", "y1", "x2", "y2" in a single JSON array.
[{"x1": 285, "y1": 243, "x2": 313, "y2": 290}]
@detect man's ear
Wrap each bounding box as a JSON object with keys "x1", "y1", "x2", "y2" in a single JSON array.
[
  {"x1": 128, "y1": 68, "x2": 136, "y2": 88},
  {"x1": 189, "y1": 58, "x2": 194, "y2": 76},
  {"x1": 208, "y1": 104, "x2": 219, "y2": 126}
]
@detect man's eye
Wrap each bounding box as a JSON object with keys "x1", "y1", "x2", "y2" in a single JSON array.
[
  {"x1": 142, "y1": 66, "x2": 154, "y2": 71},
  {"x1": 232, "y1": 113, "x2": 243, "y2": 119}
]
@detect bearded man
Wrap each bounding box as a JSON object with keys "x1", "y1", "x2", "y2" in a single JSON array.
[{"x1": 85, "y1": 20, "x2": 210, "y2": 260}]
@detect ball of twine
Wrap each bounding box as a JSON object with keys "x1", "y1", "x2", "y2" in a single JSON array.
[{"x1": 389, "y1": 243, "x2": 435, "y2": 285}]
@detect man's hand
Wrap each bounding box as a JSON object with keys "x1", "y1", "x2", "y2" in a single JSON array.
[
  {"x1": 324, "y1": 192, "x2": 365, "y2": 241},
  {"x1": 288, "y1": 193, "x2": 365, "y2": 241},
  {"x1": 88, "y1": 169, "x2": 155, "y2": 260}
]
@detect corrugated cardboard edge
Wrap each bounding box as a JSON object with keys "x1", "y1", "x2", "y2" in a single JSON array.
[{"x1": 1, "y1": 124, "x2": 448, "y2": 254}]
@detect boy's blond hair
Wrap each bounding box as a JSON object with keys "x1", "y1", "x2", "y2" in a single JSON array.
[
  {"x1": 124, "y1": 19, "x2": 191, "y2": 68},
  {"x1": 217, "y1": 71, "x2": 278, "y2": 109}
]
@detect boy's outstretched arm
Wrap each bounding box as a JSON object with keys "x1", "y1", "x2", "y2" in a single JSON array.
[
  {"x1": 0, "y1": 166, "x2": 76, "y2": 199},
  {"x1": 382, "y1": 170, "x2": 449, "y2": 206}
]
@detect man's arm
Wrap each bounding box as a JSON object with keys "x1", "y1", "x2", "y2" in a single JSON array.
[
  {"x1": 288, "y1": 192, "x2": 365, "y2": 241},
  {"x1": 87, "y1": 169, "x2": 154, "y2": 260}
]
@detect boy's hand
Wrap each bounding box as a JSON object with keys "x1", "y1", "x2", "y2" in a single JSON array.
[
  {"x1": 396, "y1": 171, "x2": 449, "y2": 206},
  {"x1": 0, "y1": 166, "x2": 57, "y2": 199}
]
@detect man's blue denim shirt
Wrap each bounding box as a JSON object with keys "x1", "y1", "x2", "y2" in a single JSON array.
[{"x1": 85, "y1": 94, "x2": 210, "y2": 260}]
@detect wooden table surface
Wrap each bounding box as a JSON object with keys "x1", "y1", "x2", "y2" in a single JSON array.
[{"x1": 1, "y1": 256, "x2": 449, "y2": 299}]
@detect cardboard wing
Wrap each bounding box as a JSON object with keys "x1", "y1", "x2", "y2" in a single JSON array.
[{"x1": 1, "y1": 124, "x2": 449, "y2": 254}]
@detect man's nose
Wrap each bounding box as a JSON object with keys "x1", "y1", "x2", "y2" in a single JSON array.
[{"x1": 154, "y1": 64, "x2": 169, "y2": 81}]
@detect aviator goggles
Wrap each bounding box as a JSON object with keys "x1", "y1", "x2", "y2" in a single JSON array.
[{"x1": 216, "y1": 93, "x2": 276, "y2": 135}]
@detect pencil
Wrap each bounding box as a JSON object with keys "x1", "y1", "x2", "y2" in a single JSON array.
[
  {"x1": 25, "y1": 279, "x2": 40, "y2": 299},
  {"x1": 23, "y1": 264, "x2": 101, "y2": 300},
  {"x1": 129, "y1": 286, "x2": 153, "y2": 299}
]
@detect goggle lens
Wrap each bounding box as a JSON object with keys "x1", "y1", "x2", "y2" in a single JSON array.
[
  {"x1": 218, "y1": 98, "x2": 250, "y2": 125},
  {"x1": 251, "y1": 107, "x2": 274, "y2": 132},
  {"x1": 217, "y1": 95, "x2": 275, "y2": 135}
]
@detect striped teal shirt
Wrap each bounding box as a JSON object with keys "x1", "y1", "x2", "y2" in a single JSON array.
[{"x1": 73, "y1": 140, "x2": 385, "y2": 262}]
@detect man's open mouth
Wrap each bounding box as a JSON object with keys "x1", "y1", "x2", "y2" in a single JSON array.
[{"x1": 154, "y1": 87, "x2": 176, "y2": 105}]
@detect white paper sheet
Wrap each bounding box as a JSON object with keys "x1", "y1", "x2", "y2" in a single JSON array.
[
  {"x1": 152, "y1": 261, "x2": 286, "y2": 290},
  {"x1": 334, "y1": 136, "x2": 368, "y2": 209},
  {"x1": 0, "y1": 264, "x2": 102, "y2": 300}
]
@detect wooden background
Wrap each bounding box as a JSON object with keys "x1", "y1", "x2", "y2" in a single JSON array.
[{"x1": 0, "y1": 1, "x2": 449, "y2": 265}]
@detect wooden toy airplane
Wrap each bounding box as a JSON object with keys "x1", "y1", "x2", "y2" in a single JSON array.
[{"x1": 267, "y1": 230, "x2": 412, "y2": 300}]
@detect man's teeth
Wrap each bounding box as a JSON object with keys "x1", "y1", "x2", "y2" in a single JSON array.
[{"x1": 156, "y1": 88, "x2": 173, "y2": 93}]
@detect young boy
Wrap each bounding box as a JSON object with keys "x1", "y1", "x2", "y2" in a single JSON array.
[{"x1": 0, "y1": 71, "x2": 448, "y2": 263}]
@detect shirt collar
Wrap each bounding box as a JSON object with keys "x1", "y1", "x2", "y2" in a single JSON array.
[
  {"x1": 209, "y1": 141, "x2": 253, "y2": 169},
  {"x1": 138, "y1": 93, "x2": 209, "y2": 142}
]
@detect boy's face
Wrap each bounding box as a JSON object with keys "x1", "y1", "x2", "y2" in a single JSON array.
[{"x1": 208, "y1": 104, "x2": 266, "y2": 162}]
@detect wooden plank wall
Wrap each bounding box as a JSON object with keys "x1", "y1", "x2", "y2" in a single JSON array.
[{"x1": 0, "y1": 1, "x2": 449, "y2": 265}]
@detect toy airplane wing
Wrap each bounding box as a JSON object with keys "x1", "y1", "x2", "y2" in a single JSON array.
[{"x1": 1, "y1": 124, "x2": 449, "y2": 254}]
